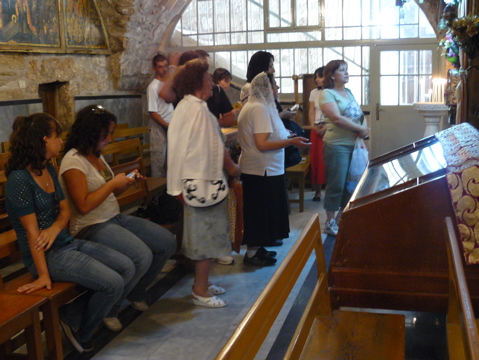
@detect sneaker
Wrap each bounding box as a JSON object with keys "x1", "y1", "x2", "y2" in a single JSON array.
[
  {"x1": 60, "y1": 320, "x2": 84, "y2": 353},
  {"x1": 215, "y1": 255, "x2": 235, "y2": 265},
  {"x1": 103, "y1": 317, "x2": 123, "y2": 332},
  {"x1": 130, "y1": 300, "x2": 149, "y2": 312},
  {"x1": 324, "y1": 219, "x2": 338, "y2": 237},
  {"x1": 81, "y1": 340, "x2": 94, "y2": 352}
]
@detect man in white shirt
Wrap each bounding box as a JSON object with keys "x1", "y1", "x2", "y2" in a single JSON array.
[{"x1": 147, "y1": 54, "x2": 174, "y2": 177}]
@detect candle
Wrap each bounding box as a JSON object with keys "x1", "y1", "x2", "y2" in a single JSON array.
[{"x1": 431, "y1": 78, "x2": 446, "y2": 103}]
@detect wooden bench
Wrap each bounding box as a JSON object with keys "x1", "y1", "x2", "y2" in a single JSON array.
[
  {"x1": 111, "y1": 126, "x2": 150, "y2": 173},
  {"x1": 0, "y1": 292, "x2": 47, "y2": 360},
  {"x1": 216, "y1": 214, "x2": 405, "y2": 360},
  {"x1": 285, "y1": 155, "x2": 310, "y2": 212},
  {"x1": 445, "y1": 217, "x2": 479, "y2": 360}
]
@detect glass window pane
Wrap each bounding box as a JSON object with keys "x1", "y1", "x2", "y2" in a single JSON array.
[
  {"x1": 381, "y1": 76, "x2": 399, "y2": 105},
  {"x1": 344, "y1": 27, "x2": 361, "y2": 40},
  {"x1": 343, "y1": 0, "x2": 361, "y2": 26},
  {"x1": 295, "y1": 48, "x2": 309, "y2": 75},
  {"x1": 400, "y1": 51, "x2": 418, "y2": 75},
  {"x1": 400, "y1": 75, "x2": 418, "y2": 105},
  {"x1": 198, "y1": 1, "x2": 213, "y2": 33},
  {"x1": 419, "y1": 75, "x2": 432, "y2": 102},
  {"x1": 231, "y1": 32, "x2": 247, "y2": 44},
  {"x1": 280, "y1": 49, "x2": 294, "y2": 78},
  {"x1": 381, "y1": 52, "x2": 398, "y2": 75},
  {"x1": 309, "y1": 48, "x2": 324, "y2": 72},
  {"x1": 419, "y1": 50, "x2": 432, "y2": 74},
  {"x1": 198, "y1": 34, "x2": 213, "y2": 46},
  {"x1": 215, "y1": 1, "x2": 230, "y2": 33},
  {"x1": 215, "y1": 33, "x2": 230, "y2": 46},
  {"x1": 348, "y1": 76, "x2": 362, "y2": 105},
  {"x1": 280, "y1": 0, "x2": 292, "y2": 27},
  {"x1": 400, "y1": 25, "x2": 418, "y2": 38},
  {"x1": 269, "y1": 0, "x2": 280, "y2": 27},
  {"x1": 324, "y1": 0, "x2": 342, "y2": 28},
  {"x1": 325, "y1": 28, "x2": 342, "y2": 40},
  {"x1": 248, "y1": 31, "x2": 264, "y2": 43},
  {"x1": 231, "y1": 0, "x2": 247, "y2": 31},
  {"x1": 381, "y1": 25, "x2": 399, "y2": 39},
  {"x1": 249, "y1": 0, "x2": 264, "y2": 30},
  {"x1": 324, "y1": 47, "x2": 343, "y2": 65},
  {"x1": 215, "y1": 51, "x2": 231, "y2": 71}
]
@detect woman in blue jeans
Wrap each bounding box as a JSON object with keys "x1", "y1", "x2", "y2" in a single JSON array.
[
  {"x1": 5, "y1": 113, "x2": 135, "y2": 353},
  {"x1": 60, "y1": 105, "x2": 176, "y2": 331}
]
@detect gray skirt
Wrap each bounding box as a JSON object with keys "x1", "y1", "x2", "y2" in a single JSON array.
[{"x1": 182, "y1": 198, "x2": 231, "y2": 260}]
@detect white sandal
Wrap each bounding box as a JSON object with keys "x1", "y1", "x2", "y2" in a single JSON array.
[
  {"x1": 208, "y1": 284, "x2": 226, "y2": 295},
  {"x1": 192, "y1": 292, "x2": 228, "y2": 308}
]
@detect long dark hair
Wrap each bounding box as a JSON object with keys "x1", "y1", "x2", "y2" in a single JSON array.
[
  {"x1": 6, "y1": 113, "x2": 62, "y2": 177},
  {"x1": 246, "y1": 51, "x2": 274, "y2": 83},
  {"x1": 64, "y1": 105, "x2": 117, "y2": 157},
  {"x1": 323, "y1": 60, "x2": 347, "y2": 89},
  {"x1": 314, "y1": 66, "x2": 325, "y2": 89}
]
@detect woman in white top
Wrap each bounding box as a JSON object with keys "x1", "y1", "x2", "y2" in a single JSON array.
[
  {"x1": 238, "y1": 72, "x2": 311, "y2": 266},
  {"x1": 308, "y1": 67, "x2": 327, "y2": 201},
  {"x1": 60, "y1": 105, "x2": 176, "y2": 331},
  {"x1": 167, "y1": 59, "x2": 241, "y2": 308}
]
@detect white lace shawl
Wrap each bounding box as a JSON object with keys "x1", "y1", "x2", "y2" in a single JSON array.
[{"x1": 248, "y1": 72, "x2": 278, "y2": 120}]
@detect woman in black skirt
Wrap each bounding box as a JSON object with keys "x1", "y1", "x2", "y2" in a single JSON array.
[{"x1": 237, "y1": 72, "x2": 311, "y2": 266}]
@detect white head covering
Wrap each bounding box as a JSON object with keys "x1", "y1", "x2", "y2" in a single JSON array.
[{"x1": 248, "y1": 72, "x2": 277, "y2": 116}]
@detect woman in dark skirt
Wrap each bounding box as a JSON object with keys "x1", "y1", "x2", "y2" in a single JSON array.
[{"x1": 237, "y1": 72, "x2": 311, "y2": 266}]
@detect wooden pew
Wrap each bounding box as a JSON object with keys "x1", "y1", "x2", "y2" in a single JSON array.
[
  {"x1": 285, "y1": 155, "x2": 311, "y2": 212},
  {"x1": 445, "y1": 217, "x2": 479, "y2": 360},
  {"x1": 0, "y1": 293, "x2": 47, "y2": 360},
  {"x1": 111, "y1": 126, "x2": 150, "y2": 172},
  {"x1": 215, "y1": 214, "x2": 405, "y2": 360}
]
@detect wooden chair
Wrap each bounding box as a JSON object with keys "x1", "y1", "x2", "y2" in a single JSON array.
[
  {"x1": 216, "y1": 214, "x2": 405, "y2": 360},
  {"x1": 285, "y1": 156, "x2": 311, "y2": 212},
  {"x1": 103, "y1": 138, "x2": 143, "y2": 167},
  {"x1": 445, "y1": 217, "x2": 479, "y2": 360}
]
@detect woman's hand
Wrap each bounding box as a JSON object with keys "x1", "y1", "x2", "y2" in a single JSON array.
[
  {"x1": 226, "y1": 163, "x2": 241, "y2": 179},
  {"x1": 34, "y1": 228, "x2": 58, "y2": 251},
  {"x1": 313, "y1": 124, "x2": 327, "y2": 136},
  {"x1": 17, "y1": 274, "x2": 52, "y2": 293},
  {"x1": 111, "y1": 173, "x2": 137, "y2": 191},
  {"x1": 357, "y1": 126, "x2": 370, "y2": 139},
  {"x1": 290, "y1": 136, "x2": 312, "y2": 149}
]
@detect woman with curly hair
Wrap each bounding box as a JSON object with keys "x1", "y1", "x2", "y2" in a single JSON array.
[
  {"x1": 5, "y1": 113, "x2": 135, "y2": 353},
  {"x1": 59, "y1": 105, "x2": 176, "y2": 331},
  {"x1": 168, "y1": 59, "x2": 241, "y2": 308}
]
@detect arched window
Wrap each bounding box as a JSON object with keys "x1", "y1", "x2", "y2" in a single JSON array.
[{"x1": 171, "y1": 0, "x2": 436, "y2": 106}]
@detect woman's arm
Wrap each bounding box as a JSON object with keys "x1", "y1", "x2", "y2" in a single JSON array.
[
  {"x1": 17, "y1": 213, "x2": 52, "y2": 293},
  {"x1": 321, "y1": 101, "x2": 369, "y2": 138},
  {"x1": 254, "y1": 133, "x2": 311, "y2": 152},
  {"x1": 223, "y1": 149, "x2": 241, "y2": 178},
  {"x1": 62, "y1": 168, "x2": 135, "y2": 215},
  {"x1": 308, "y1": 101, "x2": 316, "y2": 128},
  {"x1": 33, "y1": 199, "x2": 70, "y2": 252}
]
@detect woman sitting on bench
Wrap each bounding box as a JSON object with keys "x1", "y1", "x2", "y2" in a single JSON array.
[
  {"x1": 5, "y1": 113, "x2": 135, "y2": 353},
  {"x1": 59, "y1": 105, "x2": 176, "y2": 331}
]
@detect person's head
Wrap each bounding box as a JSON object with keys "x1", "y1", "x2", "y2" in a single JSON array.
[
  {"x1": 212, "y1": 68, "x2": 232, "y2": 91},
  {"x1": 194, "y1": 49, "x2": 210, "y2": 65},
  {"x1": 173, "y1": 59, "x2": 212, "y2": 100},
  {"x1": 152, "y1": 53, "x2": 169, "y2": 79},
  {"x1": 179, "y1": 50, "x2": 200, "y2": 66},
  {"x1": 64, "y1": 105, "x2": 118, "y2": 157},
  {"x1": 6, "y1": 113, "x2": 63, "y2": 176},
  {"x1": 314, "y1": 66, "x2": 325, "y2": 88},
  {"x1": 268, "y1": 73, "x2": 280, "y2": 100},
  {"x1": 323, "y1": 60, "x2": 348, "y2": 89},
  {"x1": 246, "y1": 51, "x2": 275, "y2": 83}
]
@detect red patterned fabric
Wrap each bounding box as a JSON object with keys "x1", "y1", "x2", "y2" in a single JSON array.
[{"x1": 437, "y1": 123, "x2": 479, "y2": 264}]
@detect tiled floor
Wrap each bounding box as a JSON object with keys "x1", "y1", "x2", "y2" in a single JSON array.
[{"x1": 60, "y1": 187, "x2": 448, "y2": 360}]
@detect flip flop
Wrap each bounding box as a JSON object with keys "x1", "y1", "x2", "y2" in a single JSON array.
[{"x1": 192, "y1": 292, "x2": 228, "y2": 308}]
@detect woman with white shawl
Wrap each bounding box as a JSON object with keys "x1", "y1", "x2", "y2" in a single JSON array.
[
  {"x1": 167, "y1": 59, "x2": 241, "y2": 308},
  {"x1": 237, "y1": 72, "x2": 311, "y2": 267}
]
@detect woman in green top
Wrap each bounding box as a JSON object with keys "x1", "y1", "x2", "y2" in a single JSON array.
[{"x1": 319, "y1": 60, "x2": 369, "y2": 236}]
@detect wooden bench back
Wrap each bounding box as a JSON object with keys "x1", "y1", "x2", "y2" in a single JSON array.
[
  {"x1": 103, "y1": 138, "x2": 143, "y2": 167},
  {"x1": 215, "y1": 214, "x2": 324, "y2": 360},
  {"x1": 111, "y1": 157, "x2": 150, "y2": 209},
  {"x1": 445, "y1": 217, "x2": 479, "y2": 360}
]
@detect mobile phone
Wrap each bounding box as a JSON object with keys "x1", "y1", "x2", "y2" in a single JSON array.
[
  {"x1": 127, "y1": 172, "x2": 137, "y2": 179},
  {"x1": 289, "y1": 104, "x2": 300, "y2": 111}
]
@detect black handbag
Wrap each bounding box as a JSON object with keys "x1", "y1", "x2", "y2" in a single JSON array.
[
  {"x1": 282, "y1": 118, "x2": 304, "y2": 168},
  {"x1": 137, "y1": 189, "x2": 182, "y2": 224}
]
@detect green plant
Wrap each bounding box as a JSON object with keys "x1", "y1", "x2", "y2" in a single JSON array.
[{"x1": 448, "y1": 15, "x2": 479, "y2": 60}]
